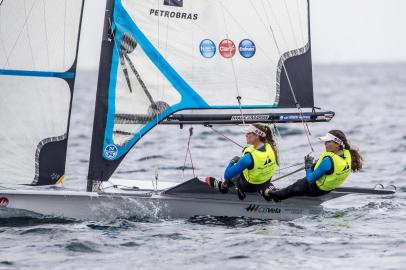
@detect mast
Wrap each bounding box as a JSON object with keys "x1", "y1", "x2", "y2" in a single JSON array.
[{"x1": 87, "y1": 0, "x2": 119, "y2": 191}]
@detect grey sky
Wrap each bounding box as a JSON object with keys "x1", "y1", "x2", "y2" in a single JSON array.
[
  {"x1": 77, "y1": 0, "x2": 406, "y2": 70},
  {"x1": 311, "y1": 0, "x2": 406, "y2": 63}
]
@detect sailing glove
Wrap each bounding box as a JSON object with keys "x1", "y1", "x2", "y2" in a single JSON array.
[
  {"x1": 304, "y1": 154, "x2": 314, "y2": 169},
  {"x1": 231, "y1": 156, "x2": 240, "y2": 164}
]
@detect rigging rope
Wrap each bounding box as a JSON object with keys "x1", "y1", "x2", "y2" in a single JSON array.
[
  {"x1": 271, "y1": 166, "x2": 304, "y2": 183},
  {"x1": 270, "y1": 37, "x2": 314, "y2": 152},
  {"x1": 218, "y1": 2, "x2": 246, "y2": 124},
  {"x1": 182, "y1": 127, "x2": 196, "y2": 178},
  {"x1": 236, "y1": 96, "x2": 246, "y2": 125},
  {"x1": 277, "y1": 162, "x2": 302, "y2": 171},
  {"x1": 258, "y1": 0, "x2": 314, "y2": 153},
  {"x1": 205, "y1": 125, "x2": 302, "y2": 177},
  {"x1": 206, "y1": 125, "x2": 244, "y2": 149}
]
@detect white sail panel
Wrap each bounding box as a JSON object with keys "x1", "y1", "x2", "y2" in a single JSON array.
[
  {"x1": 112, "y1": 34, "x2": 182, "y2": 145},
  {"x1": 0, "y1": 0, "x2": 82, "y2": 71},
  {"x1": 108, "y1": 0, "x2": 309, "y2": 147},
  {"x1": 121, "y1": 0, "x2": 309, "y2": 108},
  {"x1": 0, "y1": 0, "x2": 83, "y2": 185},
  {"x1": 0, "y1": 76, "x2": 70, "y2": 185}
]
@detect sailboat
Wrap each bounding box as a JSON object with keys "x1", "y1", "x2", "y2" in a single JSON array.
[{"x1": 0, "y1": 0, "x2": 395, "y2": 221}]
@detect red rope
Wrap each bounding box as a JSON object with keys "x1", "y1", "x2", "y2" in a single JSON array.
[{"x1": 297, "y1": 105, "x2": 314, "y2": 153}]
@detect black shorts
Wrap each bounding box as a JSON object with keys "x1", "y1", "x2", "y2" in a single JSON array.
[
  {"x1": 230, "y1": 174, "x2": 272, "y2": 193},
  {"x1": 271, "y1": 177, "x2": 330, "y2": 200}
]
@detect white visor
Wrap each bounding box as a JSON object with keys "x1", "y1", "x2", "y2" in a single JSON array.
[
  {"x1": 244, "y1": 125, "x2": 266, "y2": 138},
  {"x1": 319, "y1": 133, "x2": 344, "y2": 146}
]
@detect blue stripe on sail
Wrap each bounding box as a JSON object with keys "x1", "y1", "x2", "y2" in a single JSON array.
[
  {"x1": 102, "y1": 0, "x2": 210, "y2": 160},
  {"x1": 0, "y1": 69, "x2": 75, "y2": 79},
  {"x1": 102, "y1": 0, "x2": 277, "y2": 160},
  {"x1": 114, "y1": 2, "x2": 208, "y2": 108}
]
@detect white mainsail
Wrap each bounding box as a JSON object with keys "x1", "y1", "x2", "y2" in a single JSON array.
[
  {"x1": 119, "y1": 0, "x2": 308, "y2": 108},
  {"x1": 88, "y1": 0, "x2": 317, "y2": 185},
  {"x1": 110, "y1": 0, "x2": 310, "y2": 146}
]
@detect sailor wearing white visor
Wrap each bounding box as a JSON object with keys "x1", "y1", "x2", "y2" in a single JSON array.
[
  {"x1": 262, "y1": 130, "x2": 363, "y2": 202},
  {"x1": 205, "y1": 123, "x2": 279, "y2": 200}
]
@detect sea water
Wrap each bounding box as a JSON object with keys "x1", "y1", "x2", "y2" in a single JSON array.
[{"x1": 0, "y1": 64, "x2": 405, "y2": 269}]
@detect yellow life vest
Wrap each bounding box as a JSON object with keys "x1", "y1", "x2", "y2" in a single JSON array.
[
  {"x1": 314, "y1": 149, "x2": 352, "y2": 191},
  {"x1": 242, "y1": 143, "x2": 277, "y2": 185}
]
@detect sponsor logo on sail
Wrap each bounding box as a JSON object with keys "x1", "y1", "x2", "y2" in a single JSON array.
[
  {"x1": 164, "y1": 0, "x2": 183, "y2": 7},
  {"x1": 246, "y1": 204, "x2": 281, "y2": 213},
  {"x1": 230, "y1": 115, "x2": 270, "y2": 121},
  {"x1": 104, "y1": 144, "x2": 118, "y2": 159},
  {"x1": 219, "y1": 39, "x2": 236, "y2": 58},
  {"x1": 150, "y1": 9, "x2": 198, "y2": 20},
  {"x1": 279, "y1": 115, "x2": 311, "y2": 121},
  {"x1": 150, "y1": 2, "x2": 198, "y2": 21},
  {"x1": 239, "y1": 39, "x2": 256, "y2": 58},
  {"x1": 0, "y1": 197, "x2": 9, "y2": 207},
  {"x1": 200, "y1": 39, "x2": 216, "y2": 58}
]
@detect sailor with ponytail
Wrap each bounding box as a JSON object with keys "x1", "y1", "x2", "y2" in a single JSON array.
[
  {"x1": 205, "y1": 123, "x2": 279, "y2": 200},
  {"x1": 262, "y1": 129, "x2": 363, "y2": 202}
]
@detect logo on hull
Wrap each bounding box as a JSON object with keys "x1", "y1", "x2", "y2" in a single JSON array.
[
  {"x1": 0, "y1": 197, "x2": 9, "y2": 207},
  {"x1": 246, "y1": 204, "x2": 281, "y2": 214}
]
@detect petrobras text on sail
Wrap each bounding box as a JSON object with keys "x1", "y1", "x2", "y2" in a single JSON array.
[{"x1": 150, "y1": 9, "x2": 198, "y2": 20}]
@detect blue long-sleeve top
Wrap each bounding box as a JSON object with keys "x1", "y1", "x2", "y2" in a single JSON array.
[
  {"x1": 305, "y1": 157, "x2": 333, "y2": 183},
  {"x1": 224, "y1": 154, "x2": 253, "y2": 181}
]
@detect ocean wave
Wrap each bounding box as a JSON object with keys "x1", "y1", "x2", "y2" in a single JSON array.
[
  {"x1": 19, "y1": 227, "x2": 66, "y2": 235},
  {"x1": 120, "y1": 241, "x2": 141, "y2": 247},
  {"x1": 65, "y1": 241, "x2": 100, "y2": 253},
  {"x1": 324, "y1": 199, "x2": 401, "y2": 220},
  {"x1": 151, "y1": 232, "x2": 190, "y2": 240},
  {"x1": 187, "y1": 215, "x2": 268, "y2": 227},
  {"x1": 115, "y1": 169, "x2": 148, "y2": 174},
  {"x1": 0, "y1": 261, "x2": 14, "y2": 267},
  {"x1": 137, "y1": 155, "x2": 165, "y2": 161},
  {"x1": 0, "y1": 216, "x2": 75, "y2": 227}
]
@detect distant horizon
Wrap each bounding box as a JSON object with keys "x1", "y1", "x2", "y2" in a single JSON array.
[{"x1": 310, "y1": 0, "x2": 406, "y2": 64}]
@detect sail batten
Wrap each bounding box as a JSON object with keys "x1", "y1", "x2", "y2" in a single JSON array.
[{"x1": 0, "y1": 69, "x2": 75, "y2": 79}]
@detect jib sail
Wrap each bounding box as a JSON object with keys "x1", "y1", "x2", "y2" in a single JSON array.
[{"x1": 0, "y1": 0, "x2": 84, "y2": 185}]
